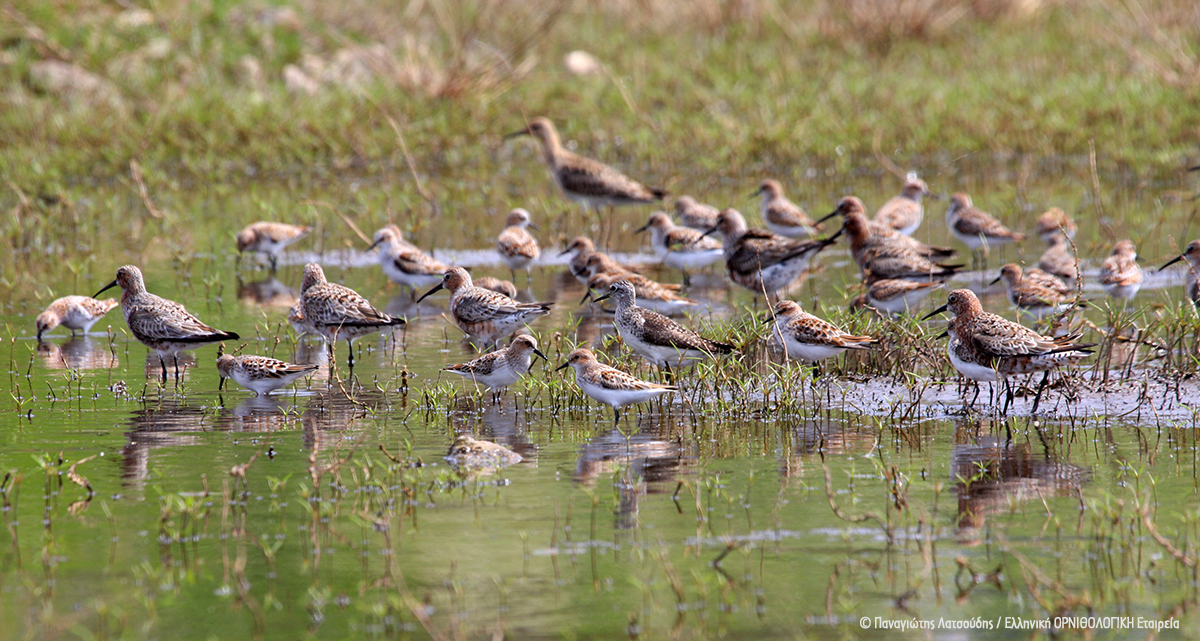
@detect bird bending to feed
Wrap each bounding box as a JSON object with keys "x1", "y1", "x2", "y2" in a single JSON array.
[
  {"x1": 1038, "y1": 234, "x2": 1078, "y2": 282},
  {"x1": 754, "y1": 179, "x2": 820, "y2": 239},
  {"x1": 1160, "y1": 240, "x2": 1200, "y2": 307},
  {"x1": 299, "y1": 263, "x2": 406, "y2": 367},
  {"x1": 873, "y1": 174, "x2": 930, "y2": 236},
  {"x1": 473, "y1": 276, "x2": 519, "y2": 299},
  {"x1": 674, "y1": 195, "x2": 720, "y2": 231},
  {"x1": 635, "y1": 211, "x2": 723, "y2": 285},
  {"x1": 417, "y1": 267, "x2": 553, "y2": 348},
  {"x1": 990, "y1": 263, "x2": 1077, "y2": 320},
  {"x1": 850, "y1": 279, "x2": 943, "y2": 316},
  {"x1": 368, "y1": 226, "x2": 452, "y2": 296},
  {"x1": 704, "y1": 208, "x2": 839, "y2": 299},
  {"x1": 945, "y1": 193, "x2": 1025, "y2": 268},
  {"x1": 821, "y1": 196, "x2": 961, "y2": 281},
  {"x1": 496, "y1": 208, "x2": 541, "y2": 283},
  {"x1": 1098, "y1": 240, "x2": 1143, "y2": 302},
  {"x1": 443, "y1": 334, "x2": 547, "y2": 402},
  {"x1": 217, "y1": 352, "x2": 319, "y2": 396},
  {"x1": 578, "y1": 254, "x2": 696, "y2": 315},
  {"x1": 1035, "y1": 207, "x2": 1077, "y2": 243},
  {"x1": 236, "y1": 221, "x2": 311, "y2": 272},
  {"x1": 35, "y1": 295, "x2": 119, "y2": 341},
  {"x1": 555, "y1": 347, "x2": 678, "y2": 423},
  {"x1": 594, "y1": 280, "x2": 734, "y2": 370},
  {"x1": 768, "y1": 299, "x2": 877, "y2": 362},
  {"x1": 559, "y1": 236, "x2": 636, "y2": 286},
  {"x1": 923, "y1": 289, "x2": 1094, "y2": 412},
  {"x1": 95, "y1": 265, "x2": 239, "y2": 382}
]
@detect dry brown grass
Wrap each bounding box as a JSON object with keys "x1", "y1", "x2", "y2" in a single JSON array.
[{"x1": 1100, "y1": 0, "x2": 1200, "y2": 88}]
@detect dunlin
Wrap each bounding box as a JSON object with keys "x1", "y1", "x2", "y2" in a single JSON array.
[
  {"x1": 1023, "y1": 267, "x2": 1072, "y2": 296},
  {"x1": 217, "y1": 353, "x2": 319, "y2": 396},
  {"x1": 945, "y1": 193, "x2": 1025, "y2": 266},
  {"x1": 474, "y1": 276, "x2": 519, "y2": 299},
  {"x1": 924, "y1": 289, "x2": 1093, "y2": 410},
  {"x1": 558, "y1": 237, "x2": 635, "y2": 286},
  {"x1": 1160, "y1": 240, "x2": 1200, "y2": 307},
  {"x1": 236, "y1": 221, "x2": 311, "y2": 272},
  {"x1": 287, "y1": 300, "x2": 316, "y2": 337},
  {"x1": 555, "y1": 347, "x2": 678, "y2": 422},
  {"x1": 1038, "y1": 234, "x2": 1079, "y2": 282},
  {"x1": 850, "y1": 279, "x2": 943, "y2": 316},
  {"x1": 594, "y1": 280, "x2": 734, "y2": 369},
  {"x1": 579, "y1": 255, "x2": 695, "y2": 315},
  {"x1": 95, "y1": 265, "x2": 239, "y2": 381},
  {"x1": 768, "y1": 299, "x2": 876, "y2": 362},
  {"x1": 496, "y1": 208, "x2": 541, "y2": 283},
  {"x1": 506, "y1": 117, "x2": 664, "y2": 212},
  {"x1": 368, "y1": 226, "x2": 452, "y2": 296},
  {"x1": 873, "y1": 174, "x2": 930, "y2": 236},
  {"x1": 674, "y1": 195, "x2": 721, "y2": 231},
  {"x1": 704, "y1": 208, "x2": 838, "y2": 298},
  {"x1": 1035, "y1": 207, "x2": 1077, "y2": 243},
  {"x1": 417, "y1": 267, "x2": 552, "y2": 347},
  {"x1": 991, "y1": 263, "x2": 1077, "y2": 320},
  {"x1": 35, "y1": 295, "x2": 119, "y2": 341},
  {"x1": 300, "y1": 263, "x2": 406, "y2": 366},
  {"x1": 1098, "y1": 240, "x2": 1143, "y2": 301},
  {"x1": 635, "y1": 211, "x2": 723, "y2": 284},
  {"x1": 825, "y1": 197, "x2": 961, "y2": 282},
  {"x1": 754, "y1": 179, "x2": 819, "y2": 239},
  {"x1": 443, "y1": 334, "x2": 547, "y2": 401}
]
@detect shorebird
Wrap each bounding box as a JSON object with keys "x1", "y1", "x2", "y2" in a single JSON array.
[
  {"x1": 474, "y1": 276, "x2": 519, "y2": 299},
  {"x1": 823, "y1": 197, "x2": 961, "y2": 280},
  {"x1": 873, "y1": 174, "x2": 930, "y2": 236},
  {"x1": 506, "y1": 117, "x2": 663, "y2": 241},
  {"x1": 217, "y1": 353, "x2": 319, "y2": 396},
  {"x1": 368, "y1": 226, "x2": 452, "y2": 297},
  {"x1": 299, "y1": 263, "x2": 406, "y2": 367},
  {"x1": 704, "y1": 208, "x2": 838, "y2": 299},
  {"x1": 443, "y1": 334, "x2": 547, "y2": 402},
  {"x1": 95, "y1": 265, "x2": 239, "y2": 381},
  {"x1": 417, "y1": 267, "x2": 553, "y2": 348},
  {"x1": 924, "y1": 289, "x2": 1093, "y2": 412},
  {"x1": 1038, "y1": 234, "x2": 1079, "y2": 282},
  {"x1": 35, "y1": 295, "x2": 119, "y2": 341},
  {"x1": 754, "y1": 179, "x2": 819, "y2": 239},
  {"x1": 287, "y1": 300, "x2": 316, "y2": 337},
  {"x1": 1023, "y1": 267, "x2": 1072, "y2": 296},
  {"x1": 594, "y1": 280, "x2": 734, "y2": 370},
  {"x1": 1098, "y1": 240, "x2": 1143, "y2": 302},
  {"x1": 555, "y1": 347, "x2": 678, "y2": 422},
  {"x1": 558, "y1": 237, "x2": 635, "y2": 286},
  {"x1": 1160, "y1": 240, "x2": 1200, "y2": 307},
  {"x1": 1035, "y1": 207, "x2": 1077, "y2": 243},
  {"x1": 945, "y1": 193, "x2": 1025, "y2": 268},
  {"x1": 495, "y1": 208, "x2": 540, "y2": 283},
  {"x1": 236, "y1": 222, "x2": 311, "y2": 272},
  {"x1": 767, "y1": 299, "x2": 877, "y2": 362},
  {"x1": 579, "y1": 255, "x2": 696, "y2": 315},
  {"x1": 635, "y1": 211, "x2": 723, "y2": 285},
  {"x1": 991, "y1": 264, "x2": 1077, "y2": 320},
  {"x1": 674, "y1": 195, "x2": 720, "y2": 231},
  {"x1": 849, "y1": 279, "x2": 943, "y2": 316}
]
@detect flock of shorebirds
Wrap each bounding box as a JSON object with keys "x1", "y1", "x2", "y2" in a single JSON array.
[{"x1": 29, "y1": 117, "x2": 1200, "y2": 420}]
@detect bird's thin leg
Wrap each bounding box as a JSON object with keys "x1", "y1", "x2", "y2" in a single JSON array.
[
  {"x1": 173, "y1": 354, "x2": 182, "y2": 385},
  {"x1": 681, "y1": 270, "x2": 691, "y2": 287},
  {"x1": 1030, "y1": 370, "x2": 1052, "y2": 414},
  {"x1": 1001, "y1": 379, "x2": 1014, "y2": 415},
  {"x1": 270, "y1": 254, "x2": 278, "y2": 273},
  {"x1": 613, "y1": 407, "x2": 621, "y2": 424},
  {"x1": 159, "y1": 355, "x2": 168, "y2": 383},
  {"x1": 346, "y1": 339, "x2": 355, "y2": 368},
  {"x1": 969, "y1": 381, "x2": 981, "y2": 407}
]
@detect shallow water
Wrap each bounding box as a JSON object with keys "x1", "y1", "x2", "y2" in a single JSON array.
[{"x1": 3, "y1": 167, "x2": 1200, "y2": 639}]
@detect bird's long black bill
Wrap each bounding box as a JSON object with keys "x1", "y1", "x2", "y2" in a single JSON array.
[
  {"x1": 533, "y1": 348, "x2": 548, "y2": 362},
  {"x1": 415, "y1": 283, "x2": 444, "y2": 303},
  {"x1": 814, "y1": 210, "x2": 839, "y2": 225},
  {"x1": 94, "y1": 279, "x2": 118, "y2": 299},
  {"x1": 1161, "y1": 255, "x2": 1184, "y2": 271},
  {"x1": 921, "y1": 304, "x2": 949, "y2": 321},
  {"x1": 554, "y1": 361, "x2": 569, "y2": 372}
]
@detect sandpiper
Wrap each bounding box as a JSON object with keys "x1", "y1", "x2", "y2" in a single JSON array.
[
  {"x1": 823, "y1": 196, "x2": 961, "y2": 281},
  {"x1": 924, "y1": 289, "x2": 1094, "y2": 410},
  {"x1": 579, "y1": 255, "x2": 696, "y2": 315},
  {"x1": 768, "y1": 299, "x2": 877, "y2": 362},
  {"x1": 496, "y1": 208, "x2": 541, "y2": 283},
  {"x1": 1160, "y1": 240, "x2": 1200, "y2": 307},
  {"x1": 555, "y1": 347, "x2": 678, "y2": 422},
  {"x1": 873, "y1": 174, "x2": 930, "y2": 236},
  {"x1": 558, "y1": 237, "x2": 636, "y2": 286},
  {"x1": 217, "y1": 353, "x2": 319, "y2": 396},
  {"x1": 635, "y1": 211, "x2": 723, "y2": 284},
  {"x1": 991, "y1": 263, "x2": 1077, "y2": 320},
  {"x1": 674, "y1": 195, "x2": 721, "y2": 231},
  {"x1": 1038, "y1": 234, "x2": 1079, "y2": 282},
  {"x1": 368, "y1": 226, "x2": 452, "y2": 296},
  {"x1": 443, "y1": 334, "x2": 547, "y2": 401},
  {"x1": 594, "y1": 280, "x2": 734, "y2": 369},
  {"x1": 506, "y1": 117, "x2": 664, "y2": 213},
  {"x1": 287, "y1": 300, "x2": 316, "y2": 337},
  {"x1": 1023, "y1": 267, "x2": 1072, "y2": 296},
  {"x1": 1098, "y1": 240, "x2": 1143, "y2": 301},
  {"x1": 35, "y1": 295, "x2": 119, "y2": 341},
  {"x1": 945, "y1": 193, "x2": 1025, "y2": 267},
  {"x1": 236, "y1": 221, "x2": 311, "y2": 272},
  {"x1": 754, "y1": 179, "x2": 819, "y2": 239},
  {"x1": 417, "y1": 267, "x2": 552, "y2": 348},
  {"x1": 300, "y1": 263, "x2": 406, "y2": 366},
  {"x1": 474, "y1": 276, "x2": 519, "y2": 299},
  {"x1": 850, "y1": 279, "x2": 943, "y2": 316},
  {"x1": 95, "y1": 265, "x2": 239, "y2": 381},
  {"x1": 1035, "y1": 207, "x2": 1077, "y2": 243},
  {"x1": 704, "y1": 208, "x2": 838, "y2": 298}
]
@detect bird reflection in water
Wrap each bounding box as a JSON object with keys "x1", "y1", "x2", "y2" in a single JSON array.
[
  {"x1": 37, "y1": 336, "x2": 119, "y2": 370},
  {"x1": 237, "y1": 277, "x2": 297, "y2": 308}
]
